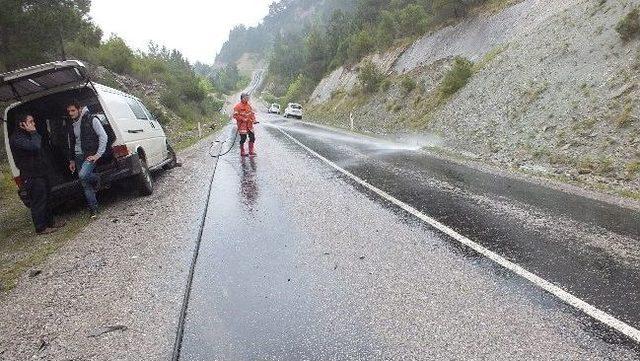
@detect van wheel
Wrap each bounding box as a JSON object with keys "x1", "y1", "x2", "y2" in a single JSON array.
[
  {"x1": 136, "y1": 156, "x2": 154, "y2": 196},
  {"x1": 163, "y1": 144, "x2": 178, "y2": 170}
]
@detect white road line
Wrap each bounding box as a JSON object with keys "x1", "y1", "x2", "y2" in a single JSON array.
[{"x1": 274, "y1": 125, "x2": 640, "y2": 344}]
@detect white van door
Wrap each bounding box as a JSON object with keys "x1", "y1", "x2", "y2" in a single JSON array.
[
  {"x1": 99, "y1": 91, "x2": 159, "y2": 165},
  {"x1": 122, "y1": 97, "x2": 165, "y2": 167},
  {"x1": 0, "y1": 60, "x2": 89, "y2": 103},
  {"x1": 137, "y1": 100, "x2": 168, "y2": 163}
]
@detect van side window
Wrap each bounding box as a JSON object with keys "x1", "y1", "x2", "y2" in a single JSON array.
[
  {"x1": 125, "y1": 97, "x2": 148, "y2": 120},
  {"x1": 137, "y1": 101, "x2": 155, "y2": 121}
]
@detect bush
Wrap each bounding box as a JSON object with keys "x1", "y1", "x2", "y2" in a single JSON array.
[
  {"x1": 262, "y1": 91, "x2": 282, "y2": 107},
  {"x1": 433, "y1": 0, "x2": 467, "y2": 21},
  {"x1": 616, "y1": 8, "x2": 640, "y2": 41},
  {"x1": 439, "y1": 57, "x2": 474, "y2": 98},
  {"x1": 381, "y1": 78, "x2": 392, "y2": 91},
  {"x1": 283, "y1": 74, "x2": 315, "y2": 106},
  {"x1": 97, "y1": 35, "x2": 134, "y2": 74},
  {"x1": 358, "y1": 60, "x2": 384, "y2": 94},
  {"x1": 375, "y1": 11, "x2": 396, "y2": 51},
  {"x1": 397, "y1": 4, "x2": 430, "y2": 36},
  {"x1": 400, "y1": 76, "x2": 417, "y2": 93},
  {"x1": 160, "y1": 91, "x2": 180, "y2": 112},
  {"x1": 347, "y1": 30, "x2": 376, "y2": 63},
  {"x1": 142, "y1": 97, "x2": 170, "y2": 125},
  {"x1": 615, "y1": 103, "x2": 635, "y2": 127},
  {"x1": 208, "y1": 97, "x2": 225, "y2": 112},
  {"x1": 66, "y1": 41, "x2": 99, "y2": 64},
  {"x1": 626, "y1": 161, "x2": 640, "y2": 176}
]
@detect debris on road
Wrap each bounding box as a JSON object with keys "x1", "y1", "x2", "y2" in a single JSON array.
[
  {"x1": 88, "y1": 325, "x2": 128, "y2": 338},
  {"x1": 28, "y1": 269, "x2": 42, "y2": 278}
]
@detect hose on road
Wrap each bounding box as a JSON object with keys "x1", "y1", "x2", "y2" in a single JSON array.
[
  {"x1": 208, "y1": 122, "x2": 260, "y2": 158},
  {"x1": 209, "y1": 127, "x2": 239, "y2": 158}
]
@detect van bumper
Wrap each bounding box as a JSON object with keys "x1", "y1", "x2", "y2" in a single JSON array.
[{"x1": 17, "y1": 153, "x2": 143, "y2": 208}]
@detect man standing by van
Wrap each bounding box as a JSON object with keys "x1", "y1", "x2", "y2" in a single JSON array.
[
  {"x1": 233, "y1": 93, "x2": 257, "y2": 157},
  {"x1": 67, "y1": 101, "x2": 108, "y2": 218},
  {"x1": 9, "y1": 114, "x2": 65, "y2": 234}
]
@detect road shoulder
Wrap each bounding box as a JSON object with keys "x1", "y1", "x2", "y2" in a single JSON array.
[{"x1": 0, "y1": 134, "x2": 219, "y2": 361}]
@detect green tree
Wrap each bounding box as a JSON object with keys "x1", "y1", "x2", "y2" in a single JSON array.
[
  {"x1": 97, "y1": 35, "x2": 134, "y2": 74},
  {"x1": 283, "y1": 74, "x2": 314, "y2": 105},
  {"x1": 375, "y1": 11, "x2": 396, "y2": 50},
  {"x1": 305, "y1": 27, "x2": 329, "y2": 80},
  {"x1": 432, "y1": 0, "x2": 466, "y2": 21},
  {"x1": 0, "y1": 0, "x2": 95, "y2": 70},
  {"x1": 397, "y1": 4, "x2": 430, "y2": 36},
  {"x1": 358, "y1": 60, "x2": 383, "y2": 93},
  {"x1": 347, "y1": 30, "x2": 375, "y2": 63}
]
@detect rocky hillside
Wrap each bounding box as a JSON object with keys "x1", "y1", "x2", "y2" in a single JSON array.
[{"x1": 306, "y1": 0, "x2": 640, "y2": 200}]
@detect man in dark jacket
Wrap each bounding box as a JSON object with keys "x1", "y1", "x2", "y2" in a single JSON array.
[
  {"x1": 9, "y1": 113, "x2": 65, "y2": 235},
  {"x1": 67, "y1": 101, "x2": 108, "y2": 218}
]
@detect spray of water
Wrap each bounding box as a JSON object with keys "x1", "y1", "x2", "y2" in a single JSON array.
[{"x1": 264, "y1": 120, "x2": 443, "y2": 153}]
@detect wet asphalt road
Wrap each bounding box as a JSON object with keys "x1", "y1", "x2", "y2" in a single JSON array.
[{"x1": 179, "y1": 114, "x2": 640, "y2": 360}]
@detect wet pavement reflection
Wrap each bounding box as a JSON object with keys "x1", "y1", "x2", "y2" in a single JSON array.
[
  {"x1": 272, "y1": 120, "x2": 640, "y2": 332},
  {"x1": 239, "y1": 157, "x2": 259, "y2": 211},
  {"x1": 178, "y1": 119, "x2": 640, "y2": 360}
]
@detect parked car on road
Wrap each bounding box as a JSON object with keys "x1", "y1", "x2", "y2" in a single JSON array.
[
  {"x1": 1, "y1": 60, "x2": 178, "y2": 206},
  {"x1": 268, "y1": 103, "x2": 280, "y2": 114},
  {"x1": 283, "y1": 103, "x2": 303, "y2": 119}
]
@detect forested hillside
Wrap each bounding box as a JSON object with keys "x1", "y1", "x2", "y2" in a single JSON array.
[{"x1": 216, "y1": 0, "x2": 499, "y2": 106}]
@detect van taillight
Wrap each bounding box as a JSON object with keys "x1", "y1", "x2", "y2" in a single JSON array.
[
  {"x1": 13, "y1": 177, "x2": 23, "y2": 188},
  {"x1": 112, "y1": 145, "x2": 130, "y2": 158}
]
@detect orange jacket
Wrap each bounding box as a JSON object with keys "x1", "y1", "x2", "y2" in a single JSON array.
[{"x1": 233, "y1": 101, "x2": 256, "y2": 134}]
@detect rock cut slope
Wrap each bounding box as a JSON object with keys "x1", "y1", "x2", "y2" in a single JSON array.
[{"x1": 307, "y1": 0, "x2": 640, "y2": 200}]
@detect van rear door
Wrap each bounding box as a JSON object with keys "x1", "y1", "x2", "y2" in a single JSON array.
[{"x1": 0, "y1": 60, "x2": 88, "y2": 102}]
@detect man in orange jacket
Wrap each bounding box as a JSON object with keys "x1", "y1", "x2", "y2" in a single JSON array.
[{"x1": 233, "y1": 93, "x2": 257, "y2": 157}]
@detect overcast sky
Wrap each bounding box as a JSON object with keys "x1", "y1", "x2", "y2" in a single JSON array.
[{"x1": 90, "y1": 0, "x2": 273, "y2": 64}]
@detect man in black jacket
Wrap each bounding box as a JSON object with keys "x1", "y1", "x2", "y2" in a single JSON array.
[
  {"x1": 9, "y1": 113, "x2": 65, "y2": 235},
  {"x1": 67, "y1": 100, "x2": 108, "y2": 218}
]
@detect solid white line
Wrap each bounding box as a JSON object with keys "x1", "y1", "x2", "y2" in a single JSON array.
[{"x1": 274, "y1": 125, "x2": 640, "y2": 344}]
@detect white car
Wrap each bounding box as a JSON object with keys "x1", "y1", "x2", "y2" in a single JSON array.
[
  {"x1": 1, "y1": 60, "x2": 178, "y2": 205},
  {"x1": 268, "y1": 103, "x2": 280, "y2": 114},
  {"x1": 283, "y1": 103, "x2": 303, "y2": 119}
]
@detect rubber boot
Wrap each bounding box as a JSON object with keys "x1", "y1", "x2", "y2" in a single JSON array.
[
  {"x1": 240, "y1": 144, "x2": 247, "y2": 157},
  {"x1": 249, "y1": 142, "x2": 257, "y2": 156}
]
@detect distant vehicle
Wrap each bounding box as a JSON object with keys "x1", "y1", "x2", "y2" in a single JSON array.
[
  {"x1": 283, "y1": 103, "x2": 303, "y2": 119},
  {"x1": 1, "y1": 60, "x2": 178, "y2": 206},
  {"x1": 268, "y1": 103, "x2": 280, "y2": 114}
]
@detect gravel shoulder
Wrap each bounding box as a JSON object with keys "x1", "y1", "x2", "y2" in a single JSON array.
[{"x1": 0, "y1": 134, "x2": 220, "y2": 361}]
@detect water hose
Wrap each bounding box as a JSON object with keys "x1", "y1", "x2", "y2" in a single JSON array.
[
  {"x1": 209, "y1": 128, "x2": 239, "y2": 158},
  {"x1": 209, "y1": 122, "x2": 260, "y2": 158}
]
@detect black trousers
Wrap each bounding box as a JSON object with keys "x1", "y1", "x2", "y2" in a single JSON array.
[
  {"x1": 239, "y1": 131, "x2": 256, "y2": 145},
  {"x1": 24, "y1": 177, "x2": 52, "y2": 232}
]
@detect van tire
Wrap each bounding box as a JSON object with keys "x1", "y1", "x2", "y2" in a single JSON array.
[
  {"x1": 163, "y1": 143, "x2": 177, "y2": 170},
  {"x1": 136, "y1": 156, "x2": 154, "y2": 196}
]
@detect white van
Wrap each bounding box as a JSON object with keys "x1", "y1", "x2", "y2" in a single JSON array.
[{"x1": 1, "y1": 60, "x2": 177, "y2": 205}]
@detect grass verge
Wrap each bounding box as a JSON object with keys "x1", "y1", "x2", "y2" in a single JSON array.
[{"x1": 173, "y1": 112, "x2": 228, "y2": 151}]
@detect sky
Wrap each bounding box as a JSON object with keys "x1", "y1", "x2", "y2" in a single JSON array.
[{"x1": 89, "y1": 0, "x2": 273, "y2": 64}]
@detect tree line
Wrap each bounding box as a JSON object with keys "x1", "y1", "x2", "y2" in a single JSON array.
[{"x1": 0, "y1": 0, "x2": 243, "y2": 124}]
